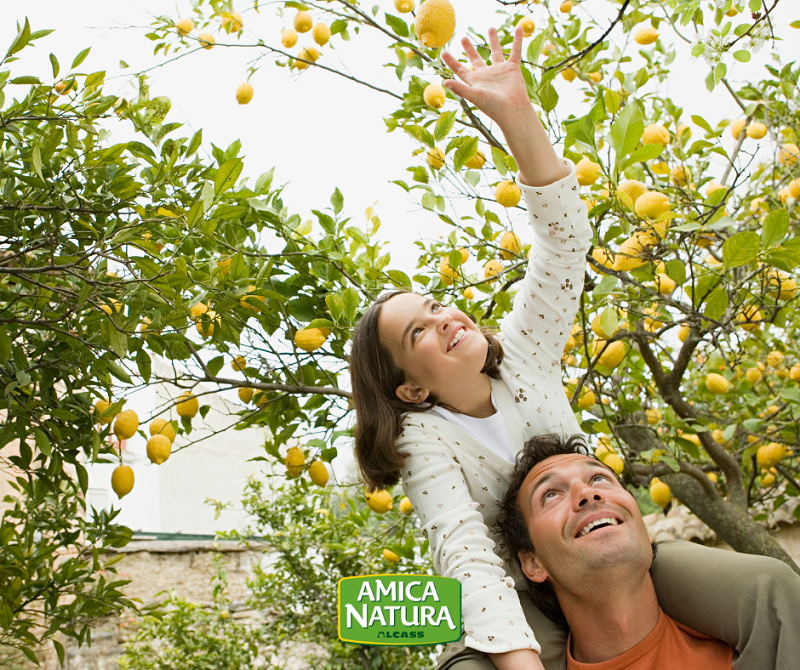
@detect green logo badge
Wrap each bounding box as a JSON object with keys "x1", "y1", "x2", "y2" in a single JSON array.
[{"x1": 338, "y1": 575, "x2": 461, "y2": 646}]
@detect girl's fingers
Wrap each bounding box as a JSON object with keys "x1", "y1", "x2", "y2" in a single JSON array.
[
  {"x1": 441, "y1": 50, "x2": 471, "y2": 82},
  {"x1": 461, "y1": 36, "x2": 486, "y2": 69},
  {"x1": 444, "y1": 79, "x2": 481, "y2": 107},
  {"x1": 509, "y1": 25, "x2": 523, "y2": 64},
  {"x1": 488, "y1": 27, "x2": 504, "y2": 65}
]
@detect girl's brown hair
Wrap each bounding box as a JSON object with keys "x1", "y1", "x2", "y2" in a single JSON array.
[{"x1": 350, "y1": 290, "x2": 504, "y2": 491}]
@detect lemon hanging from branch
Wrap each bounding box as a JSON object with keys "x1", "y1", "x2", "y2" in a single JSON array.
[{"x1": 415, "y1": 0, "x2": 456, "y2": 48}]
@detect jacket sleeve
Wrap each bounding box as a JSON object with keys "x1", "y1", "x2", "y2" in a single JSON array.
[
  {"x1": 501, "y1": 160, "x2": 593, "y2": 375},
  {"x1": 397, "y1": 423, "x2": 540, "y2": 654}
]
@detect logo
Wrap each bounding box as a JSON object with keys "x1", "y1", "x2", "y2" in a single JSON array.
[{"x1": 338, "y1": 575, "x2": 461, "y2": 646}]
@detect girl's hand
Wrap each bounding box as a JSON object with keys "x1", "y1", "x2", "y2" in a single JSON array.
[
  {"x1": 488, "y1": 649, "x2": 547, "y2": 670},
  {"x1": 441, "y1": 26, "x2": 530, "y2": 130}
]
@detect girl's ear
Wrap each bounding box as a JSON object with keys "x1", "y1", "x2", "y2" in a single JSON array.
[
  {"x1": 519, "y1": 550, "x2": 549, "y2": 584},
  {"x1": 395, "y1": 382, "x2": 430, "y2": 404}
]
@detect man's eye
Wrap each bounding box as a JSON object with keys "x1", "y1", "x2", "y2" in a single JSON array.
[
  {"x1": 541, "y1": 489, "x2": 558, "y2": 503},
  {"x1": 592, "y1": 473, "x2": 610, "y2": 484}
]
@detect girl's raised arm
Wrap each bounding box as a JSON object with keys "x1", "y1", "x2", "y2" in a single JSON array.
[{"x1": 442, "y1": 26, "x2": 567, "y2": 188}]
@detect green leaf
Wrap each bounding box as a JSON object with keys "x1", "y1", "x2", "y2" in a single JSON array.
[
  {"x1": 722, "y1": 231, "x2": 760, "y2": 268},
  {"x1": 75, "y1": 463, "x2": 89, "y2": 494},
  {"x1": 108, "y1": 328, "x2": 127, "y2": 358},
  {"x1": 703, "y1": 287, "x2": 728, "y2": 321},
  {"x1": 453, "y1": 136, "x2": 479, "y2": 172},
  {"x1": 71, "y1": 46, "x2": 91, "y2": 69},
  {"x1": 714, "y1": 62, "x2": 727, "y2": 84},
  {"x1": 187, "y1": 129, "x2": 202, "y2": 155},
  {"x1": 49, "y1": 53, "x2": 60, "y2": 78},
  {"x1": 10, "y1": 76, "x2": 40, "y2": 85},
  {"x1": 604, "y1": 90, "x2": 620, "y2": 115},
  {"x1": 539, "y1": 80, "x2": 559, "y2": 113},
  {"x1": 665, "y1": 259, "x2": 686, "y2": 286},
  {"x1": 491, "y1": 146, "x2": 509, "y2": 177},
  {"x1": 342, "y1": 287, "x2": 359, "y2": 324},
  {"x1": 564, "y1": 113, "x2": 596, "y2": 150},
  {"x1": 33, "y1": 428, "x2": 52, "y2": 457},
  {"x1": 526, "y1": 32, "x2": 547, "y2": 64},
  {"x1": 7, "y1": 18, "x2": 31, "y2": 56},
  {"x1": 331, "y1": 187, "x2": 344, "y2": 215},
  {"x1": 434, "y1": 110, "x2": 456, "y2": 142},
  {"x1": 599, "y1": 308, "x2": 618, "y2": 338},
  {"x1": 85, "y1": 70, "x2": 105, "y2": 88},
  {"x1": 207, "y1": 356, "x2": 224, "y2": 377},
  {"x1": 214, "y1": 158, "x2": 244, "y2": 195},
  {"x1": 733, "y1": 50, "x2": 751, "y2": 63},
  {"x1": 610, "y1": 103, "x2": 644, "y2": 164},
  {"x1": 107, "y1": 360, "x2": 132, "y2": 384},
  {"x1": 201, "y1": 181, "x2": 214, "y2": 211},
  {"x1": 384, "y1": 13, "x2": 409, "y2": 38},
  {"x1": 136, "y1": 349, "x2": 151, "y2": 383},
  {"x1": 0, "y1": 331, "x2": 10, "y2": 365},
  {"x1": 690, "y1": 114, "x2": 713, "y2": 134},
  {"x1": 387, "y1": 270, "x2": 412, "y2": 289},
  {"x1": 761, "y1": 209, "x2": 789, "y2": 248},
  {"x1": 617, "y1": 143, "x2": 663, "y2": 171}
]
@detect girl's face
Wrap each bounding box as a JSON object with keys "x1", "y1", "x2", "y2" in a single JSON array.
[{"x1": 378, "y1": 293, "x2": 488, "y2": 405}]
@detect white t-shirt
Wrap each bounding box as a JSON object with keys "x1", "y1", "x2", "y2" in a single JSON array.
[{"x1": 429, "y1": 393, "x2": 515, "y2": 463}]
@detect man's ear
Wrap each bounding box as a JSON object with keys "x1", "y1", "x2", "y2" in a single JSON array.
[
  {"x1": 518, "y1": 550, "x2": 549, "y2": 584},
  {"x1": 395, "y1": 382, "x2": 429, "y2": 404}
]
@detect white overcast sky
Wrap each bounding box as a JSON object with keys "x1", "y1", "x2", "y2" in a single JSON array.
[{"x1": 3, "y1": 1, "x2": 799, "y2": 271}]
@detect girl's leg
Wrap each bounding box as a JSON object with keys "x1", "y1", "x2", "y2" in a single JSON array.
[
  {"x1": 652, "y1": 539, "x2": 800, "y2": 670},
  {"x1": 437, "y1": 590, "x2": 568, "y2": 670}
]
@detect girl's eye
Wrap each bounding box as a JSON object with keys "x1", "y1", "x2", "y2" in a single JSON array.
[
  {"x1": 411, "y1": 327, "x2": 423, "y2": 341},
  {"x1": 432, "y1": 302, "x2": 441, "y2": 312}
]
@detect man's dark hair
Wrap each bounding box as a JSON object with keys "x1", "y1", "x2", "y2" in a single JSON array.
[{"x1": 495, "y1": 433, "x2": 593, "y2": 626}]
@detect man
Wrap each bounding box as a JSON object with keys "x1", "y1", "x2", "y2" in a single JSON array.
[{"x1": 497, "y1": 433, "x2": 735, "y2": 669}]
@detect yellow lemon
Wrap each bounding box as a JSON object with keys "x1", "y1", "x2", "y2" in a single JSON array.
[
  {"x1": 704, "y1": 181, "x2": 726, "y2": 197},
  {"x1": 760, "y1": 470, "x2": 776, "y2": 487},
  {"x1": 414, "y1": 0, "x2": 456, "y2": 48},
  {"x1": 730, "y1": 118, "x2": 746, "y2": 139},
  {"x1": 650, "y1": 480, "x2": 671, "y2": 509},
  {"x1": 438, "y1": 256, "x2": 460, "y2": 285},
  {"x1": 286, "y1": 446, "x2": 305, "y2": 477},
  {"x1": 383, "y1": 549, "x2": 400, "y2": 563},
  {"x1": 577, "y1": 389, "x2": 596, "y2": 409},
  {"x1": 176, "y1": 392, "x2": 199, "y2": 418},
  {"x1": 176, "y1": 17, "x2": 194, "y2": 35},
  {"x1": 756, "y1": 442, "x2": 785, "y2": 468},
  {"x1": 671, "y1": 165, "x2": 692, "y2": 187},
  {"x1": 495, "y1": 180, "x2": 521, "y2": 208},
  {"x1": 101, "y1": 299, "x2": 122, "y2": 315},
  {"x1": 112, "y1": 465, "x2": 134, "y2": 499},
  {"x1": 484, "y1": 259, "x2": 503, "y2": 283},
  {"x1": 95, "y1": 399, "x2": 116, "y2": 425},
  {"x1": 705, "y1": 373, "x2": 730, "y2": 394},
  {"x1": 113, "y1": 410, "x2": 139, "y2": 442},
  {"x1": 746, "y1": 122, "x2": 767, "y2": 139},
  {"x1": 295, "y1": 327, "x2": 327, "y2": 352},
  {"x1": 464, "y1": 150, "x2": 485, "y2": 169},
  {"x1": 399, "y1": 496, "x2": 414, "y2": 514},
  {"x1": 149, "y1": 418, "x2": 176, "y2": 443},
  {"x1": 499, "y1": 232, "x2": 522, "y2": 260},
  {"x1": 679, "y1": 431, "x2": 702, "y2": 448},
  {"x1": 612, "y1": 231, "x2": 656, "y2": 272},
  {"x1": 767, "y1": 351, "x2": 784, "y2": 367},
  {"x1": 146, "y1": 434, "x2": 172, "y2": 465},
  {"x1": 240, "y1": 286, "x2": 266, "y2": 311},
  {"x1": 196, "y1": 310, "x2": 220, "y2": 337},
  {"x1": 365, "y1": 489, "x2": 393, "y2": 513},
  {"x1": 427, "y1": 146, "x2": 446, "y2": 170},
  {"x1": 561, "y1": 68, "x2": 577, "y2": 82},
  {"x1": 634, "y1": 191, "x2": 671, "y2": 221},
  {"x1": 517, "y1": 16, "x2": 536, "y2": 37},
  {"x1": 588, "y1": 71, "x2": 602, "y2": 83},
  {"x1": 281, "y1": 27, "x2": 298, "y2": 48},
  {"x1": 678, "y1": 324, "x2": 690, "y2": 342},
  {"x1": 591, "y1": 313, "x2": 618, "y2": 339},
  {"x1": 312, "y1": 23, "x2": 331, "y2": 46},
  {"x1": 593, "y1": 340, "x2": 626, "y2": 368},
  {"x1": 712, "y1": 429, "x2": 726, "y2": 444},
  {"x1": 235, "y1": 82, "x2": 254, "y2": 105},
  {"x1": 616, "y1": 180, "x2": 648, "y2": 210},
  {"x1": 238, "y1": 387, "x2": 254, "y2": 403},
  {"x1": 423, "y1": 84, "x2": 447, "y2": 109},
  {"x1": 778, "y1": 143, "x2": 799, "y2": 166},
  {"x1": 604, "y1": 453, "x2": 624, "y2": 474},
  {"x1": 463, "y1": 287, "x2": 475, "y2": 300},
  {"x1": 737, "y1": 306, "x2": 762, "y2": 332},
  {"x1": 654, "y1": 273, "x2": 676, "y2": 295},
  {"x1": 634, "y1": 26, "x2": 659, "y2": 45},
  {"x1": 676, "y1": 123, "x2": 692, "y2": 139},
  {"x1": 221, "y1": 11, "x2": 243, "y2": 33},
  {"x1": 746, "y1": 367, "x2": 762, "y2": 384},
  {"x1": 789, "y1": 179, "x2": 800, "y2": 199},
  {"x1": 576, "y1": 157, "x2": 602, "y2": 186},
  {"x1": 198, "y1": 32, "x2": 215, "y2": 49},
  {"x1": 560, "y1": 0, "x2": 573, "y2": 12},
  {"x1": 590, "y1": 247, "x2": 615, "y2": 273},
  {"x1": 395, "y1": 0, "x2": 415, "y2": 12},
  {"x1": 790, "y1": 364, "x2": 800, "y2": 382},
  {"x1": 294, "y1": 11, "x2": 313, "y2": 33},
  {"x1": 308, "y1": 460, "x2": 329, "y2": 487},
  {"x1": 231, "y1": 356, "x2": 247, "y2": 372},
  {"x1": 190, "y1": 302, "x2": 208, "y2": 320},
  {"x1": 645, "y1": 408, "x2": 661, "y2": 425},
  {"x1": 641, "y1": 124, "x2": 670, "y2": 145}
]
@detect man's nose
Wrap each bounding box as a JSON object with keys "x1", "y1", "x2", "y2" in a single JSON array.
[{"x1": 571, "y1": 480, "x2": 604, "y2": 509}]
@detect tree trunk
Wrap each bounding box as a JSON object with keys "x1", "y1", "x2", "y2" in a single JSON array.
[{"x1": 617, "y1": 422, "x2": 800, "y2": 575}]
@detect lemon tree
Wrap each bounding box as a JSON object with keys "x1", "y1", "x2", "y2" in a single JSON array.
[{"x1": 144, "y1": 0, "x2": 800, "y2": 575}]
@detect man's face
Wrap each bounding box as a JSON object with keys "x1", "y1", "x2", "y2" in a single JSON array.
[{"x1": 516, "y1": 455, "x2": 653, "y2": 593}]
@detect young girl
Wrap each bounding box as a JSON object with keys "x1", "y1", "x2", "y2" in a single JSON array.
[{"x1": 350, "y1": 26, "x2": 800, "y2": 670}]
